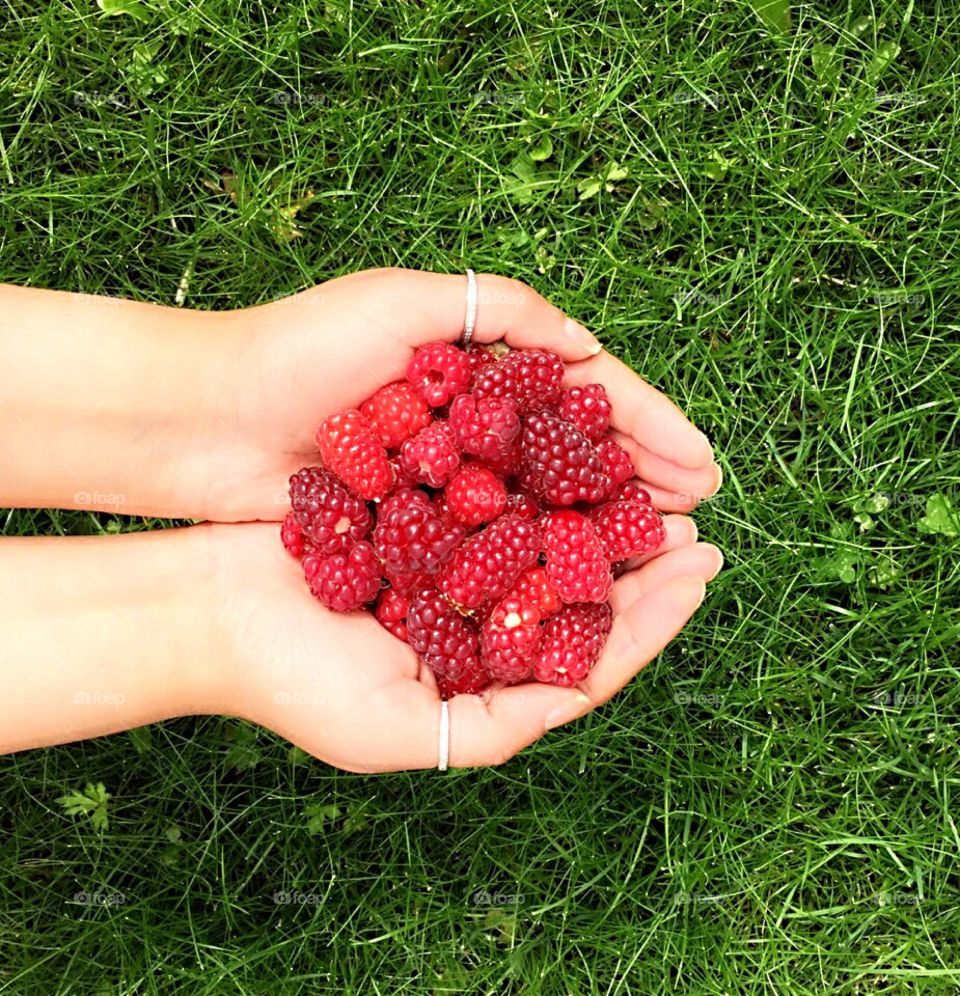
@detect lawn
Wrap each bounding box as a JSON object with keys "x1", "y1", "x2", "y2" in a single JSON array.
[{"x1": 2, "y1": 0, "x2": 960, "y2": 992}]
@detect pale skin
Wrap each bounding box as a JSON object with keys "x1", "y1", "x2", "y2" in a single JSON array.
[{"x1": 0, "y1": 270, "x2": 723, "y2": 771}]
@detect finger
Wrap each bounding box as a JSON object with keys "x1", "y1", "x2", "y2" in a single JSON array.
[
  {"x1": 346, "y1": 268, "x2": 604, "y2": 360},
  {"x1": 577, "y1": 576, "x2": 707, "y2": 707},
  {"x1": 610, "y1": 543, "x2": 724, "y2": 611},
  {"x1": 564, "y1": 350, "x2": 713, "y2": 469},
  {"x1": 611, "y1": 431, "x2": 722, "y2": 506}
]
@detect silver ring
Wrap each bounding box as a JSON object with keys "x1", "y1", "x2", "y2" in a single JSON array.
[
  {"x1": 462, "y1": 269, "x2": 477, "y2": 349},
  {"x1": 438, "y1": 700, "x2": 450, "y2": 771}
]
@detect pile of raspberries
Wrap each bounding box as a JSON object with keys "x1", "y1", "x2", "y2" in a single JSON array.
[{"x1": 281, "y1": 342, "x2": 665, "y2": 699}]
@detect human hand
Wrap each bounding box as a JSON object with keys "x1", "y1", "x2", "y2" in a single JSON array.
[
  {"x1": 208, "y1": 521, "x2": 722, "y2": 772},
  {"x1": 206, "y1": 269, "x2": 723, "y2": 520}
]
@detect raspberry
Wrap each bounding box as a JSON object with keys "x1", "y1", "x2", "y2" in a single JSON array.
[
  {"x1": 436, "y1": 655, "x2": 492, "y2": 699},
  {"x1": 520, "y1": 412, "x2": 610, "y2": 506},
  {"x1": 438, "y1": 514, "x2": 541, "y2": 611},
  {"x1": 407, "y1": 587, "x2": 480, "y2": 680},
  {"x1": 471, "y1": 348, "x2": 564, "y2": 413},
  {"x1": 399, "y1": 421, "x2": 460, "y2": 488},
  {"x1": 289, "y1": 466, "x2": 372, "y2": 557},
  {"x1": 406, "y1": 342, "x2": 472, "y2": 407},
  {"x1": 384, "y1": 566, "x2": 429, "y2": 597},
  {"x1": 444, "y1": 465, "x2": 507, "y2": 526},
  {"x1": 449, "y1": 394, "x2": 521, "y2": 464},
  {"x1": 387, "y1": 458, "x2": 419, "y2": 491},
  {"x1": 375, "y1": 588, "x2": 410, "y2": 642},
  {"x1": 378, "y1": 486, "x2": 431, "y2": 520},
  {"x1": 504, "y1": 491, "x2": 540, "y2": 521},
  {"x1": 533, "y1": 603, "x2": 612, "y2": 687},
  {"x1": 543, "y1": 510, "x2": 612, "y2": 603},
  {"x1": 596, "y1": 437, "x2": 634, "y2": 492},
  {"x1": 615, "y1": 478, "x2": 652, "y2": 503},
  {"x1": 280, "y1": 511, "x2": 314, "y2": 559},
  {"x1": 360, "y1": 381, "x2": 432, "y2": 449},
  {"x1": 315, "y1": 409, "x2": 393, "y2": 500},
  {"x1": 558, "y1": 384, "x2": 611, "y2": 442},
  {"x1": 304, "y1": 542, "x2": 381, "y2": 611},
  {"x1": 590, "y1": 499, "x2": 665, "y2": 561},
  {"x1": 506, "y1": 566, "x2": 561, "y2": 618},
  {"x1": 480, "y1": 593, "x2": 542, "y2": 683},
  {"x1": 373, "y1": 500, "x2": 463, "y2": 576}
]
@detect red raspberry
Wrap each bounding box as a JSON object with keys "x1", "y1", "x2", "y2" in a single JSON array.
[
  {"x1": 506, "y1": 566, "x2": 561, "y2": 617},
  {"x1": 616, "y1": 478, "x2": 652, "y2": 503},
  {"x1": 504, "y1": 491, "x2": 540, "y2": 521},
  {"x1": 378, "y1": 486, "x2": 431, "y2": 520},
  {"x1": 438, "y1": 514, "x2": 542, "y2": 611},
  {"x1": 304, "y1": 542, "x2": 381, "y2": 611},
  {"x1": 289, "y1": 466, "x2": 372, "y2": 557},
  {"x1": 444, "y1": 465, "x2": 507, "y2": 526},
  {"x1": 480, "y1": 593, "x2": 542, "y2": 683},
  {"x1": 590, "y1": 499, "x2": 665, "y2": 561},
  {"x1": 465, "y1": 346, "x2": 498, "y2": 374},
  {"x1": 558, "y1": 384, "x2": 611, "y2": 442},
  {"x1": 399, "y1": 421, "x2": 460, "y2": 488},
  {"x1": 383, "y1": 566, "x2": 429, "y2": 597},
  {"x1": 360, "y1": 381, "x2": 432, "y2": 449},
  {"x1": 375, "y1": 588, "x2": 410, "y2": 642},
  {"x1": 596, "y1": 437, "x2": 634, "y2": 493},
  {"x1": 435, "y1": 655, "x2": 492, "y2": 699},
  {"x1": 543, "y1": 510, "x2": 612, "y2": 603},
  {"x1": 449, "y1": 394, "x2": 521, "y2": 464},
  {"x1": 533, "y1": 603, "x2": 612, "y2": 686},
  {"x1": 520, "y1": 412, "x2": 610, "y2": 506},
  {"x1": 471, "y1": 348, "x2": 564, "y2": 413},
  {"x1": 407, "y1": 587, "x2": 480, "y2": 680},
  {"x1": 387, "y1": 458, "x2": 419, "y2": 491},
  {"x1": 373, "y1": 500, "x2": 463, "y2": 576},
  {"x1": 315, "y1": 409, "x2": 393, "y2": 500},
  {"x1": 280, "y1": 511, "x2": 314, "y2": 559},
  {"x1": 406, "y1": 342, "x2": 472, "y2": 407}
]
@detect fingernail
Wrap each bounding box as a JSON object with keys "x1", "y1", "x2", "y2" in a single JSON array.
[
  {"x1": 688, "y1": 576, "x2": 708, "y2": 607},
  {"x1": 564, "y1": 318, "x2": 602, "y2": 356},
  {"x1": 545, "y1": 692, "x2": 591, "y2": 731}
]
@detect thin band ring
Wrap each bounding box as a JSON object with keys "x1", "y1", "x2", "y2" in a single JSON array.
[
  {"x1": 438, "y1": 700, "x2": 450, "y2": 771},
  {"x1": 462, "y1": 269, "x2": 478, "y2": 349}
]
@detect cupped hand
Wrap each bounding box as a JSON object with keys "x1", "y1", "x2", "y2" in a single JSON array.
[
  {"x1": 207, "y1": 521, "x2": 722, "y2": 773},
  {"x1": 205, "y1": 269, "x2": 722, "y2": 521}
]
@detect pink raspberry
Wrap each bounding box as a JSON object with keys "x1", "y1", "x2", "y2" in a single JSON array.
[
  {"x1": 304, "y1": 542, "x2": 381, "y2": 611},
  {"x1": 373, "y1": 499, "x2": 463, "y2": 576},
  {"x1": 471, "y1": 348, "x2": 564, "y2": 413},
  {"x1": 399, "y1": 421, "x2": 460, "y2": 488},
  {"x1": 590, "y1": 499, "x2": 665, "y2": 561},
  {"x1": 444, "y1": 465, "x2": 508, "y2": 526},
  {"x1": 533, "y1": 603, "x2": 612, "y2": 687},
  {"x1": 542, "y1": 510, "x2": 612, "y2": 603},
  {"x1": 289, "y1": 466, "x2": 372, "y2": 557},
  {"x1": 315, "y1": 409, "x2": 393, "y2": 500},
  {"x1": 407, "y1": 587, "x2": 480, "y2": 680},
  {"x1": 480, "y1": 593, "x2": 542, "y2": 684},
  {"x1": 558, "y1": 384, "x2": 611, "y2": 442},
  {"x1": 449, "y1": 394, "x2": 521, "y2": 464},
  {"x1": 406, "y1": 342, "x2": 472, "y2": 407},
  {"x1": 520, "y1": 412, "x2": 610, "y2": 506},
  {"x1": 375, "y1": 588, "x2": 410, "y2": 642},
  {"x1": 360, "y1": 381, "x2": 432, "y2": 449}
]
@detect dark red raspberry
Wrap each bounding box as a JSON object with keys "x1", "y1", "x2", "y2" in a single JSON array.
[
  {"x1": 407, "y1": 587, "x2": 480, "y2": 680},
  {"x1": 465, "y1": 345, "x2": 498, "y2": 374},
  {"x1": 438, "y1": 514, "x2": 542, "y2": 611},
  {"x1": 289, "y1": 466, "x2": 372, "y2": 557},
  {"x1": 444, "y1": 465, "x2": 507, "y2": 526},
  {"x1": 480, "y1": 593, "x2": 542, "y2": 683},
  {"x1": 533, "y1": 603, "x2": 612, "y2": 686},
  {"x1": 504, "y1": 491, "x2": 540, "y2": 521},
  {"x1": 378, "y1": 486, "x2": 430, "y2": 522},
  {"x1": 406, "y1": 342, "x2": 472, "y2": 407},
  {"x1": 375, "y1": 588, "x2": 410, "y2": 642},
  {"x1": 384, "y1": 566, "x2": 429, "y2": 597},
  {"x1": 590, "y1": 499, "x2": 665, "y2": 561},
  {"x1": 399, "y1": 421, "x2": 460, "y2": 488},
  {"x1": 360, "y1": 381, "x2": 432, "y2": 449},
  {"x1": 387, "y1": 458, "x2": 419, "y2": 491},
  {"x1": 373, "y1": 500, "x2": 463, "y2": 576},
  {"x1": 280, "y1": 511, "x2": 314, "y2": 559},
  {"x1": 506, "y1": 566, "x2": 561, "y2": 618},
  {"x1": 304, "y1": 541, "x2": 381, "y2": 611},
  {"x1": 471, "y1": 348, "x2": 564, "y2": 413},
  {"x1": 315, "y1": 409, "x2": 393, "y2": 500},
  {"x1": 520, "y1": 412, "x2": 610, "y2": 506},
  {"x1": 596, "y1": 437, "x2": 634, "y2": 493},
  {"x1": 543, "y1": 510, "x2": 612, "y2": 603},
  {"x1": 615, "y1": 478, "x2": 652, "y2": 503},
  {"x1": 435, "y1": 655, "x2": 492, "y2": 699},
  {"x1": 449, "y1": 394, "x2": 521, "y2": 464},
  {"x1": 558, "y1": 384, "x2": 611, "y2": 442}
]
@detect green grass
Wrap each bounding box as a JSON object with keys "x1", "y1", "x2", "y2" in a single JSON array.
[{"x1": 3, "y1": 0, "x2": 960, "y2": 992}]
